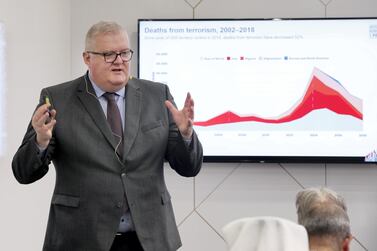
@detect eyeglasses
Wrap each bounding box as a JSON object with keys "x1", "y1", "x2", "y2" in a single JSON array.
[{"x1": 87, "y1": 49, "x2": 134, "y2": 63}]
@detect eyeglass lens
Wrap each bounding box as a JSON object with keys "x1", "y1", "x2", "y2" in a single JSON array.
[{"x1": 105, "y1": 51, "x2": 133, "y2": 63}]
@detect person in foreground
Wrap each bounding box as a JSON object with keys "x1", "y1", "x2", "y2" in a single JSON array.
[
  {"x1": 296, "y1": 187, "x2": 352, "y2": 251},
  {"x1": 12, "y1": 21, "x2": 203, "y2": 251},
  {"x1": 222, "y1": 216, "x2": 310, "y2": 251}
]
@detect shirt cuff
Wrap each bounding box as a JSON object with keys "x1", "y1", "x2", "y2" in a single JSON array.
[
  {"x1": 183, "y1": 135, "x2": 192, "y2": 147},
  {"x1": 35, "y1": 140, "x2": 47, "y2": 156}
]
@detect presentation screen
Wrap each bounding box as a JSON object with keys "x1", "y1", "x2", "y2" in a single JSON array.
[{"x1": 138, "y1": 18, "x2": 377, "y2": 163}]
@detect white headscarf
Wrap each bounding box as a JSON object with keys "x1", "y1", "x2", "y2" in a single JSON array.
[{"x1": 222, "y1": 216, "x2": 309, "y2": 251}]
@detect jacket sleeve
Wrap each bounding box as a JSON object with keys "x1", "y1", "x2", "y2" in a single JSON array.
[
  {"x1": 11, "y1": 89, "x2": 55, "y2": 184},
  {"x1": 164, "y1": 85, "x2": 203, "y2": 177}
]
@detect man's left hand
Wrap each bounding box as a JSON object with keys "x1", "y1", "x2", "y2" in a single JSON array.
[{"x1": 165, "y1": 92, "x2": 194, "y2": 140}]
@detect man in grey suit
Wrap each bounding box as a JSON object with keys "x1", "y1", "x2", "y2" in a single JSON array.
[{"x1": 12, "y1": 21, "x2": 203, "y2": 251}]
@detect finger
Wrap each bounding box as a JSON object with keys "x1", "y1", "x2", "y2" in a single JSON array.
[
  {"x1": 45, "y1": 119, "x2": 57, "y2": 130},
  {"x1": 49, "y1": 109, "x2": 57, "y2": 119},
  {"x1": 184, "y1": 93, "x2": 194, "y2": 119},
  {"x1": 185, "y1": 95, "x2": 195, "y2": 119},
  {"x1": 188, "y1": 107, "x2": 194, "y2": 120},
  {"x1": 165, "y1": 100, "x2": 178, "y2": 115},
  {"x1": 38, "y1": 104, "x2": 51, "y2": 115},
  {"x1": 189, "y1": 96, "x2": 194, "y2": 107},
  {"x1": 186, "y1": 110, "x2": 194, "y2": 121},
  {"x1": 33, "y1": 104, "x2": 50, "y2": 122},
  {"x1": 33, "y1": 112, "x2": 49, "y2": 128},
  {"x1": 45, "y1": 110, "x2": 57, "y2": 126},
  {"x1": 40, "y1": 108, "x2": 56, "y2": 125},
  {"x1": 184, "y1": 92, "x2": 192, "y2": 108}
]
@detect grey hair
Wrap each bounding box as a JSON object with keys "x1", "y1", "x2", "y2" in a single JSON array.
[
  {"x1": 85, "y1": 21, "x2": 128, "y2": 51},
  {"x1": 296, "y1": 187, "x2": 351, "y2": 240}
]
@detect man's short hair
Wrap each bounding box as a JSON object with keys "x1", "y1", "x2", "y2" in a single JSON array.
[
  {"x1": 296, "y1": 187, "x2": 351, "y2": 241},
  {"x1": 85, "y1": 21, "x2": 127, "y2": 51}
]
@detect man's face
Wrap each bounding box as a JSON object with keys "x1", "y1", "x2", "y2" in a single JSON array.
[{"x1": 83, "y1": 31, "x2": 131, "y2": 92}]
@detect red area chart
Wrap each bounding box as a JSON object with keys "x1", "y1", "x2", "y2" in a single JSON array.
[{"x1": 194, "y1": 68, "x2": 363, "y2": 128}]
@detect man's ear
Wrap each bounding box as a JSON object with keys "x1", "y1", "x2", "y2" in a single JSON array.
[
  {"x1": 83, "y1": 52, "x2": 90, "y2": 66},
  {"x1": 342, "y1": 235, "x2": 352, "y2": 251}
]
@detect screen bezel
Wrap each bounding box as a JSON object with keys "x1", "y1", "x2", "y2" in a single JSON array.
[{"x1": 137, "y1": 17, "x2": 377, "y2": 163}]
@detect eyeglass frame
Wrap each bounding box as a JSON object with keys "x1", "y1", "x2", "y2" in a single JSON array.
[{"x1": 86, "y1": 49, "x2": 134, "y2": 63}]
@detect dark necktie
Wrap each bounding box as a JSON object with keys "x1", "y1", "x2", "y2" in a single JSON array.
[
  {"x1": 103, "y1": 92, "x2": 124, "y2": 159},
  {"x1": 103, "y1": 93, "x2": 130, "y2": 221}
]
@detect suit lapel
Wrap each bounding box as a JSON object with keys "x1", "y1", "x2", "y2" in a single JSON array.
[
  {"x1": 76, "y1": 75, "x2": 118, "y2": 151},
  {"x1": 123, "y1": 78, "x2": 141, "y2": 158}
]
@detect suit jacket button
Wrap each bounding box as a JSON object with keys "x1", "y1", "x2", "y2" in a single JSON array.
[
  {"x1": 116, "y1": 202, "x2": 122, "y2": 208},
  {"x1": 121, "y1": 173, "x2": 126, "y2": 177}
]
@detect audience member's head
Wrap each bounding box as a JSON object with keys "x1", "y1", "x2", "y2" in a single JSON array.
[
  {"x1": 296, "y1": 187, "x2": 352, "y2": 251},
  {"x1": 222, "y1": 216, "x2": 309, "y2": 251}
]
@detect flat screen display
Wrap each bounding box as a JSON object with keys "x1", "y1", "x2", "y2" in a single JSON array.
[{"x1": 138, "y1": 18, "x2": 377, "y2": 163}]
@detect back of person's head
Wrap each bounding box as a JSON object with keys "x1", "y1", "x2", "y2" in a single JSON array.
[
  {"x1": 222, "y1": 216, "x2": 309, "y2": 251},
  {"x1": 296, "y1": 187, "x2": 352, "y2": 251}
]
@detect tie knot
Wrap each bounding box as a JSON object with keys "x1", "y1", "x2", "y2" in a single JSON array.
[{"x1": 103, "y1": 92, "x2": 117, "y2": 102}]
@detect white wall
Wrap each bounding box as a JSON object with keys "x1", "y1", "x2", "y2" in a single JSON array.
[
  {"x1": 1, "y1": 0, "x2": 377, "y2": 250},
  {"x1": 0, "y1": 0, "x2": 70, "y2": 250}
]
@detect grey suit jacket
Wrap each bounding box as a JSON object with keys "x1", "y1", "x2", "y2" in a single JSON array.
[{"x1": 12, "y1": 74, "x2": 203, "y2": 251}]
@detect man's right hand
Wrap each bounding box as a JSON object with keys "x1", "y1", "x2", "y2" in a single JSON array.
[{"x1": 31, "y1": 104, "x2": 57, "y2": 149}]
